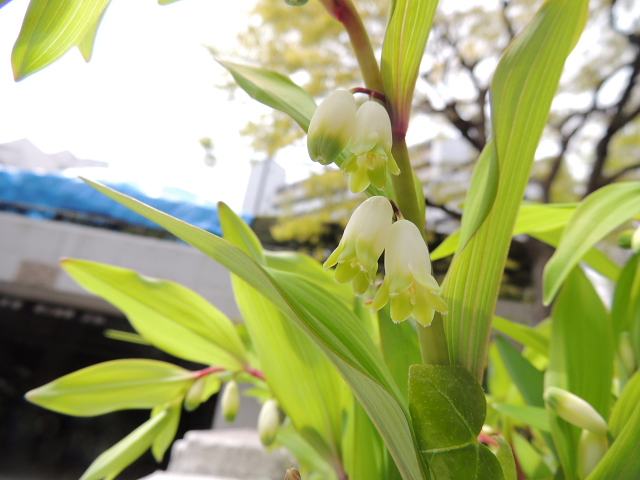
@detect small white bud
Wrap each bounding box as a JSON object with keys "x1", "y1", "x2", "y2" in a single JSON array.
[
  {"x1": 577, "y1": 430, "x2": 608, "y2": 479},
  {"x1": 307, "y1": 90, "x2": 356, "y2": 165},
  {"x1": 544, "y1": 387, "x2": 608, "y2": 436},
  {"x1": 258, "y1": 399, "x2": 280, "y2": 446},
  {"x1": 221, "y1": 380, "x2": 240, "y2": 423}
]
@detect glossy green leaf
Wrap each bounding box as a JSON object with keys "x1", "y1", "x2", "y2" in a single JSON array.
[
  {"x1": 216, "y1": 59, "x2": 317, "y2": 131},
  {"x1": 494, "y1": 435, "x2": 518, "y2": 480},
  {"x1": 493, "y1": 316, "x2": 549, "y2": 357},
  {"x1": 609, "y1": 370, "x2": 640, "y2": 438},
  {"x1": 441, "y1": 0, "x2": 589, "y2": 380},
  {"x1": 12, "y1": 0, "x2": 111, "y2": 80},
  {"x1": 218, "y1": 201, "x2": 265, "y2": 265},
  {"x1": 81, "y1": 179, "x2": 426, "y2": 480},
  {"x1": 61, "y1": 259, "x2": 248, "y2": 370},
  {"x1": 80, "y1": 410, "x2": 168, "y2": 480},
  {"x1": 381, "y1": 0, "x2": 438, "y2": 129},
  {"x1": 492, "y1": 403, "x2": 550, "y2": 432},
  {"x1": 432, "y1": 203, "x2": 576, "y2": 261},
  {"x1": 545, "y1": 267, "x2": 614, "y2": 480},
  {"x1": 409, "y1": 365, "x2": 503, "y2": 479},
  {"x1": 26, "y1": 359, "x2": 192, "y2": 416},
  {"x1": 496, "y1": 336, "x2": 544, "y2": 408},
  {"x1": 378, "y1": 306, "x2": 421, "y2": 402},
  {"x1": 151, "y1": 403, "x2": 181, "y2": 462},
  {"x1": 544, "y1": 182, "x2": 640, "y2": 304}
]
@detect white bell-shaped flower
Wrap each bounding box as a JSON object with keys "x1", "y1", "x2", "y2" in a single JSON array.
[
  {"x1": 372, "y1": 220, "x2": 448, "y2": 326},
  {"x1": 341, "y1": 100, "x2": 400, "y2": 192},
  {"x1": 324, "y1": 196, "x2": 393, "y2": 295},
  {"x1": 307, "y1": 90, "x2": 356, "y2": 165}
]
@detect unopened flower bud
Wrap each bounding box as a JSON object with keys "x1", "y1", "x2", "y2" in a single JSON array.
[
  {"x1": 619, "y1": 331, "x2": 637, "y2": 377},
  {"x1": 577, "y1": 430, "x2": 608, "y2": 479},
  {"x1": 341, "y1": 100, "x2": 400, "y2": 192},
  {"x1": 372, "y1": 220, "x2": 448, "y2": 326},
  {"x1": 221, "y1": 380, "x2": 240, "y2": 423},
  {"x1": 258, "y1": 398, "x2": 280, "y2": 446},
  {"x1": 544, "y1": 387, "x2": 608, "y2": 436},
  {"x1": 324, "y1": 196, "x2": 393, "y2": 295},
  {"x1": 184, "y1": 377, "x2": 206, "y2": 412},
  {"x1": 284, "y1": 468, "x2": 302, "y2": 480},
  {"x1": 307, "y1": 90, "x2": 356, "y2": 165}
]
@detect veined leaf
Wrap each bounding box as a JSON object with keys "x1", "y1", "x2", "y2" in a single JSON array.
[
  {"x1": 545, "y1": 267, "x2": 614, "y2": 480},
  {"x1": 26, "y1": 359, "x2": 192, "y2": 416},
  {"x1": 494, "y1": 435, "x2": 518, "y2": 480},
  {"x1": 381, "y1": 0, "x2": 438, "y2": 132},
  {"x1": 441, "y1": 0, "x2": 589, "y2": 380},
  {"x1": 343, "y1": 394, "x2": 385, "y2": 480},
  {"x1": 62, "y1": 260, "x2": 248, "y2": 370},
  {"x1": 12, "y1": 0, "x2": 111, "y2": 80},
  {"x1": 216, "y1": 59, "x2": 317, "y2": 131},
  {"x1": 496, "y1": 336, "x2": 544, "y2": 408},
  {"x1": 409, "y1": 365, "x2": 504, "y2": 479},
  {"x1": 543, "y1": 182, "x2": 640, "y2": 304},
  {"x1": 609, "y1": 370, "x2": 640, "y2": 438},
  {"x1": 79, "y1": 180, "x2": 427, "y2": 480},
  {"x1": 151, "y1": 403, "x2": 181, "y2": 462},
  {"x1": 611, "y1": 252, "x2": 640, "y2": 342},
  {"x1": 80, "y1": 410, "x2": 169, "y2": 480},
  {"x1": 512, "y1": 432, "x2": 554, "y2": 480},
  {"x1": 76, "y1": 5, "x2": 107, "y2": 61}
]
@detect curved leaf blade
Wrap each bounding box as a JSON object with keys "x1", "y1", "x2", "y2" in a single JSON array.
[
  {"x1": 544, "y1": 182, "x2": 640, "y2": 304},
  {"x1": 26, "y1": 359, "x2": 191, "y2": 416}
]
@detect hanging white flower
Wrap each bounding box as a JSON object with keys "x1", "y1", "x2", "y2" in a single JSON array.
[{"x1": 307, "y1": 90, "x2": 357, "y2": 165}]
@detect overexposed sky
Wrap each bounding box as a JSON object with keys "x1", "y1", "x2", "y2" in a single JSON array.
[{"x1": 0, "y1": 0, "x2": 304, "y2": 211}]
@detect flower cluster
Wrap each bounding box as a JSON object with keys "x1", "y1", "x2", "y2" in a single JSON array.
[
  {"x1": 307, "y1": 91, "x2": 400, "y2": 193},
  {"x1": 324, "y1": 196, "x2": 448, "y2": 326}
]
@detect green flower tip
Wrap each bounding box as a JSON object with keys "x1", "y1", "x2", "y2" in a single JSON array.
[
  {"x1": 372, "y1": 220, "x2": 447, "y2": 326},
  {"x1": 544, "y1": 386, "x2": 608, "y2": 436},
  {"x1": 307, "y1": 90, "x2": 356, "y2": 165}
]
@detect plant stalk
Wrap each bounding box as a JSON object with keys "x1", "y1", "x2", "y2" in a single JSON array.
[
  {"x1": 320, "y1": 0, "x2": 383, "y2": 92},
  {"x1": 391, "y1": 136, "x2": 450, "y2": 365}
]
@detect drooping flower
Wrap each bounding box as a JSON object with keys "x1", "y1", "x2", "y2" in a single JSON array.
[
  {"x1": 307, "y1": 90, "x2": 357, "y2": 165},
  {"x1": 341, "y1": 100, "x2": 400, "y2": 193},
  {"x1": 324, "y1": 196, "x2": 393, "y2": 295},
  {"x1": 221, "y1": 380, "x2": 240, "y2": 423},
  {"x1": 372, "y1": 220, "x2": 448, "y2": 326},
  {"x1": 544, "y1": 387, "x2": 608, "y2": 436}
]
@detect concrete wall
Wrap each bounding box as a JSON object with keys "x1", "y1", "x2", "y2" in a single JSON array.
[{"x1": 0, "y1": 212, "x2": 239, "y2": 319}]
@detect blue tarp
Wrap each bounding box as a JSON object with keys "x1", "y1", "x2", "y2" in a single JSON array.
[{"x1": 0, "y1": 169, "x2": 252, "y2": 236}]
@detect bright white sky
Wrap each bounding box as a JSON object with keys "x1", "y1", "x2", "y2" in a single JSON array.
[{"x1": 0, "y1": 0, "x2": 317, "y2": 211}]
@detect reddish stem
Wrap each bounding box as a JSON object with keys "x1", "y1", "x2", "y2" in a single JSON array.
[
  {"x1": 350, "y1": 87, "x2": 387, "y2": 104},
  {"x1": 246, "y1": 367, "x2": 266, "y2": 381},
  {"x1": 195, "y1": 366, "x2": 225, "y2": 378}
]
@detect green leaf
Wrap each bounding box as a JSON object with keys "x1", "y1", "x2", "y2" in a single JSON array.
[
  {"x1": 80, "y1": 410, "x2": 169, "y2": 480},
  {"x1": 12, "y1": 0, "x2": 111, "y2": 80},
  {"x1": 492, "y1": 403, "x2": 550, "y2": 432},
  {"x1": 545, "y1": 267, "x2": 614, "y2": 480},
  {"x1": 81, "y1": 179, "x2": 425, "y2": 480},
  {"x1": 456, "y1": 141, "x2": 499, "y2": 253},
  {"x1": 585, "y1": 395, "x2": 640, "y2": 479},
  {"x1": 276, "y1": 424, "x2": 338, "y2": 480},
  {"x1": 441, "y1": 0, "x2": 589, "y2": 380},
  {"x1": 533, "y1": 229, "x2": 621, "y2": 282},
  {"x1": 25, "y1": 359, "x2": 192, "y2": 416},
  {"x1": 151, "y1": 403, "x2": 181, "y2": 462},
  {"x1": 609, "y1": 370, "x2": 640, "y2": 438},
  {"x1": 75, "y1": 5, "x2": 107, "y2": 61},
  {"x1": 218, "y1": 201, "x2": 265, "y2": 265},
  {"x1": 495, "y1": 336, "x2": 544, "y2": 408},
  {"x1": 265, "y1": 250, "x2": 352, "y2": 305},
  {"x1": 543, "y1": 182, "x2": 640, "y2": 304},
  {"x1": 432, "y1": 203, "x2": 576, "y2": 261},
  {"x1": 611, "y1": 252, "x2": 640, "y2": 342},
  {"x1": 381, "y1": 0, "x2": 438, "y2": 130},
  {"x1": 492, "y1": 316, "x2": 549, "y2": 357},
  {"x1": 494, "y1": 435, "x2": 518, "y2": 480},
  {"x1": 216, "y1": 59, "x2": 317, "y2": 131},
  {"x1": 512, "y1": 432, "x2": 554, "y2": 480},
  {"x1": 378, "y1": 305, "x2": 421, "y2": 402},
  {"x1": 409, "y1": 365, "x2": 504, "y2": 479},
  {"x1": 343, "y1": 394, "x2": 385, "y2": 480},
  {"x1": 61, "y1": 259, "x2": 248, "y2": 370}
]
